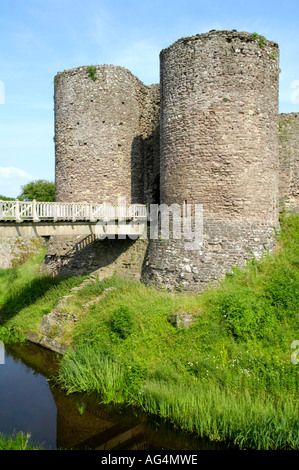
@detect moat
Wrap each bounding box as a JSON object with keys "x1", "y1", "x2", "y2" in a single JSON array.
[{"x1": 0, "y1": 341, "x2": 224, "y2": 450}]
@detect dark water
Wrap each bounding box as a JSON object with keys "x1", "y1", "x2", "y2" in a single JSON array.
[{"x1": 0, "y1": 341, "x2": 225, "y2": 451}]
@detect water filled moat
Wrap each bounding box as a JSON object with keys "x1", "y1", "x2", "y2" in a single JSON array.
[{"x1": 0, "y1": 341, "x2": 224, "y2": 450}]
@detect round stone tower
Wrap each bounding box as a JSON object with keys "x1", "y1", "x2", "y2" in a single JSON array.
[
  {"x1": 142, "y1": 30, "x2": 280, "y2": 291},
  {"x1": 54, "y1": 65, "x2": 147, "y2": 204}
]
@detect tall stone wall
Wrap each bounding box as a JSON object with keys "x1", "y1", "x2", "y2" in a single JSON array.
[
  {"x1": 54, "y1": 65, "x2": 159, "y2": 205},
  {"x1": 41, "y1": 235, "x2": 148, "y2": 282},
  {"x1": 141, "y1": 84, "x2": 160, "y2": 205},
  {"x1": 278, "y1": 113, "x2": 299, "y2": 212},
  {"x1": 142, "y1": 30, "x2": 280, "y2": 291}
]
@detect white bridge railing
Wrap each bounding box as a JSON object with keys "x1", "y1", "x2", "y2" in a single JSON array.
[{"x1": 0, "y1": 200, "x2": 147, "y2": 223}]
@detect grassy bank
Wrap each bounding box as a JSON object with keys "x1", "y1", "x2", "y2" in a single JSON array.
[
  {"x1": 0, "y1": 213, "x2": 298, "y2": 449},
  {"x1": 0, "y1": 247, "x2": 86, "y2": 341}
]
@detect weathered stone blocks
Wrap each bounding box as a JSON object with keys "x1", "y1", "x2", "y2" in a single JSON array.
[
  {"x1": 159, "y1": 30, "x2": 280, "y2": 219},
  {"x1": 54, "y1": 65, "x2": 159, "y2": 205},
  {"x1": 143, "y1": 30, "x2": 281, "y2": 291},
  {"x1": 278, "y1": 113, "x2": 299, "y2": 212},
  {"x1": 41, "y1": 235, "x2": 148, "y2": 281},
  {"x1": 0, "y1": 236, "x2": 46, "y2": 269}
]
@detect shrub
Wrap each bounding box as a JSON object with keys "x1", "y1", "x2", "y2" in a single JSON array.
[
  {"x1": 109, "y1": 305, "x2": 134, "y2": 340},
  {"x1": 87, "y1": 65, "x2": 98, "y2": 81}
]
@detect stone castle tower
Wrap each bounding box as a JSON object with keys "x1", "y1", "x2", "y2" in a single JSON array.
[
  {"x1": 54, "y1": 65, "x2": 160, "y2": 206},
  {"x1": 50, "y1": 30, "x2": 298, "y2": 291}
]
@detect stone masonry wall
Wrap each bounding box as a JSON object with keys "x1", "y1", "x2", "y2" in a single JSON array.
[
  {"x1": 159, "y1": 30, "x2": 279, "y2": 219},
  {"x1": 0, "y1": 237, "x2": 46, "y2": 269},
  {"x1": 141, "y1": 84, "x2": 160, "y2": 205},
  {"x1": 142, "y1": 218, "x2": 277, "y2": 292},
  {"x1": 41, "y1": 235, "x2": 148, "y2": 282},
  {"x1": 52, "y1": 66, "x2": 159, "y2": 281},
  {"x1": 278, "y1": 113, "x2": 299, "y2": 211},
  {"x1": 54, "y1": 65, "x2": 159, "y2": 205}
]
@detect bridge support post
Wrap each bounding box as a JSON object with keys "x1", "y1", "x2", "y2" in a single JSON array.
[
  {"x1": 89, "y1": 202, "x2": 96, "y2": 222},
  {"x1": 33, "y1": 200, "x2": 40, "y2": 222},
  {"x1": 15, "y1": 200, "x2": 21, "y2": 223}
]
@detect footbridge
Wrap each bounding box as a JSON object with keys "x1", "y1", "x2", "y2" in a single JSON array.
[{"x1": 0, "y1": 200, "x2": 147, "y2": 238}]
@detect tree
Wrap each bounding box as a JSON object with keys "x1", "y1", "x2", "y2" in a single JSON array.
[
  {"x1": 0, "y1": 195, "x2": 14, "y2": 200},
  {"x1": 18, "y1": 179, "x2": 55, "y2": 202}
]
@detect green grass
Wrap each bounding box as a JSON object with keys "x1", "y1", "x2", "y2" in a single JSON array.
[
  {"x1": 56, "y1": 213, "x2": 299, "y2": 449},
  {"x1": 136, "y1": 380, "x2": 299, "y2": 450},
  {"x1": 0, "y1": 432, "x2": 43, "y2": 450},
  {"x1": 1, "y1": 213, "x2": 298, "y2": 449},
  {"x1": 0, "y1": 247, "x2": 86, "y2": 341}
]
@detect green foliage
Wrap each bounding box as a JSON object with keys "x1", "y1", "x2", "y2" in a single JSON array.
[
  {"x1": 109, "y1": 305, "x2": 134, "y2": 339},
  {"x1": 125, "y1": 363, "x2": 147, "y2": 395},
  {"x1": 58, "y1": 345, "x2": 127, "y2": 403},
  {"x1": 0, "y1": 248, "x2": 85, "y2": 337},
  {"x1": 136, "y1": 380, "x2": 299, "y2": 450},
  {"x1": 87, "y1": 65, "x2": 98, "y2": 81},
  {"x1": 252, "y1": 32, "x2": 266, "y2": 48},
  {"x1": 213, "y1": 287, "x2": 271, "y2": 339},
  {"x1": 0, "y1": 195, "x2": 14, "y2": 200},
  {"x1": 258, "y1": 36, "x2": 265, "y2": 48},
  {"x1": 207, "y1": 214, "x2": 299, "y2": 343},
  {"x1": 0, "y1": 432, "x2": 43, "y2": 450},
  {"x1": 0, "y1": 325, "x2": 26, "y2": 343},
  {"x1": 18, "y1": 179, "x2": 55, "y2": 202},
  {"x1": 77, "y1": 402, "x2": 86, "y2": 415}
]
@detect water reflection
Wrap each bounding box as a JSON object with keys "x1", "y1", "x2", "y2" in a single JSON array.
[
  {"x1": 0, "y1": 342, "x2": 224, "y2": 450},
  {"x1": 0, "y1": 341, "x2": 4, "y2": 364},
  {"x1": 0, "y1": 342, "x2": 57, "y2": 448}
]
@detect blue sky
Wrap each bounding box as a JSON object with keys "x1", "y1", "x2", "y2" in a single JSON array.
[{"x1": 0, "y1": 0, "x2": 299, "y2": 198}]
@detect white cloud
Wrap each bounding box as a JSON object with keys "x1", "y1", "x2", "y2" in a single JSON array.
[
  {"x1": 0, "y1": 167, "x2": 37, "y2": 198},
  {"x1": 0, "y1": 167, "x2": 35, "y2": 179}
]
